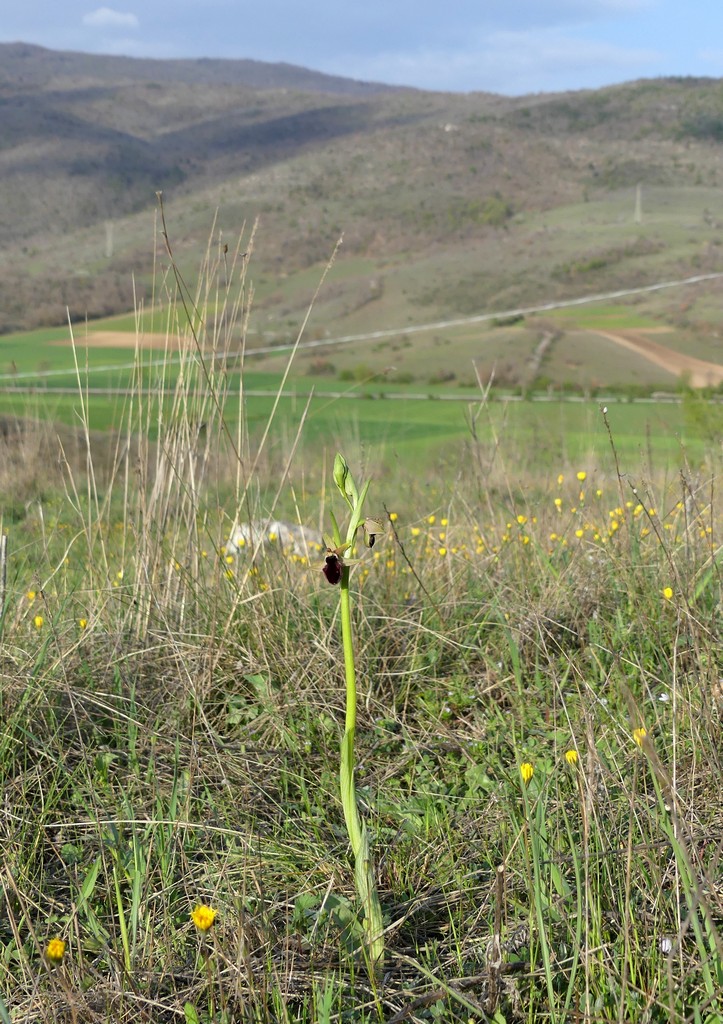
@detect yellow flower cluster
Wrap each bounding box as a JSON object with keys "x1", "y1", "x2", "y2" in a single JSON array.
[
  {"x1": 390, "y1": 474, "x2": 699, "y2": 578},
  {"x1": 42, "y1": 905, "x2": 219, "y2": 966}
]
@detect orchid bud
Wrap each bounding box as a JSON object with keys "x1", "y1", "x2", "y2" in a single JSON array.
[{"x1": 333, "y1": 452, "x2": 358, "y2": 509}]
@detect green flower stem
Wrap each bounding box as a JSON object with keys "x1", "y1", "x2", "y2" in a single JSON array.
[
  {"x1": 111, "y1": 862, "x2": 132, "y2": 975},
  {"x1": 333, "y1": 466, "x2": 384, "y2": 971},
  {"x1": 522, "y1": 785, "x2": 557, "y2": 1019},
  {"x1": 339, "y1": 566, "x2": 362, "y2": 852}
]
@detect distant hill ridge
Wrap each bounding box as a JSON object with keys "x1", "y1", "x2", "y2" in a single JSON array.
[{"x1": 0, "y1": 41, "x2": 400, "y2": 95}]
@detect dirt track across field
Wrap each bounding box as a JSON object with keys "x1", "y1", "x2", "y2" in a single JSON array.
[
  {"x1": 69, "y1": 327, "x2": 723, "y2": 388},
  {"x1": 594, "y1": 330, "x2": 723, "y2": 387}
]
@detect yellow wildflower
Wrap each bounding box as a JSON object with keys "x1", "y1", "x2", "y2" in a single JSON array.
[
  {"x1": 79, "y1": 618, "x2": 88, "y2": 629},
  {"x1": 191, "y1": 904, "x2": 218, "y2": 932},
  {"x1": 564, "y1": 749, "x2": 579, "y2": 766},
  {"x1": 26, "y1": 590, "x2": 36, "y2": 603},
  {"x1": 33, "y1": 615, "x2": 44, "y2": 630},
  {"x1": 576, "y1": 471, "x2": 587, "y2": 482},
  {"x1": 662, "y1": 586, "x2": 673, "y2": 601},
  {"x1": 45, "y1": 938, "x2": 66, "y2": 963},
  {"x1": 520, "y1": 762, "x2": 534, "y2": 784},
  {"x1": 633, "y1": 727, "x2": 647, "y2": 748}
]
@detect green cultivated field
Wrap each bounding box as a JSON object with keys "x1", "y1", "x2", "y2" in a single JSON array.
[
  {"x1": 0, "y1": 380, "x2": 709, "y2": 484},
  {"x1": 0, "y1": 290, "x2": 717, "y2": 482}
]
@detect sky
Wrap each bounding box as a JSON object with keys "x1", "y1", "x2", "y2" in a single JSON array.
[{"x1": 3, "y1": 0, "x2": 723, "y2": 95}]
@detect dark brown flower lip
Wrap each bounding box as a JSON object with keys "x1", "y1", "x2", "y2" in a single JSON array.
[{"x1": 322, "y1": 552, "x2": 343, "y2": 585}]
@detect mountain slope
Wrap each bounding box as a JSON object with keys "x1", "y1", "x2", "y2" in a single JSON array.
[{"x1": 1, "y1": 45, "x2": 722, "y2": 340}]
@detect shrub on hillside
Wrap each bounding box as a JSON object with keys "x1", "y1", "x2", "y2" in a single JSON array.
[{"x1": 306, "y1": 358, "x2": 336, "y2": 376}]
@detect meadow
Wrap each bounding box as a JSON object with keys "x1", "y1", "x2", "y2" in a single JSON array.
[{"x1": 1, "y1": 235, "x2": 722, "y2": 1024}]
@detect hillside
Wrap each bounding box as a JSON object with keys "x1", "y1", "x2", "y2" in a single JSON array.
[
  {"x1": 1, "y1": 44, "x2": 723, "y2": 368},
  {"x1": 0, "y1": 42, "x2": 400, "y2": 94}
]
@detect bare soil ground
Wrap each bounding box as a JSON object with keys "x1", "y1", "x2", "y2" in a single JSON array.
[{"x1": 593, "y1": 330, "x2": 723, "y2": 387}]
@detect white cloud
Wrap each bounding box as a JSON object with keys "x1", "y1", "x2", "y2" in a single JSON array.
[
  {"x1": 698, "y1": 48, "x2": 723, "y2": 71},
  {"x1": 82, "y1": 7, "x2": 139, "y2": 30},
  {"x1": 487, "y1": 29, "x2": 658, "y2": 75}
]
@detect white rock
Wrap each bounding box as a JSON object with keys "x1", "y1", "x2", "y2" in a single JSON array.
[{"x1": 225, "y1": 520, "x2": 322, "y2": 558}]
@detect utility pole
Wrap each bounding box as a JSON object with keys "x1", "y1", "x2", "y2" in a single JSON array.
[{"x1": 634, "y1": 183, "x2": 642, "y2": 224}]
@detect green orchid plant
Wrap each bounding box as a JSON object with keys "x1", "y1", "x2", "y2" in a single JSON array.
[{"x1": 322, "y1": 453, "x2": 385, "y2": 970}]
